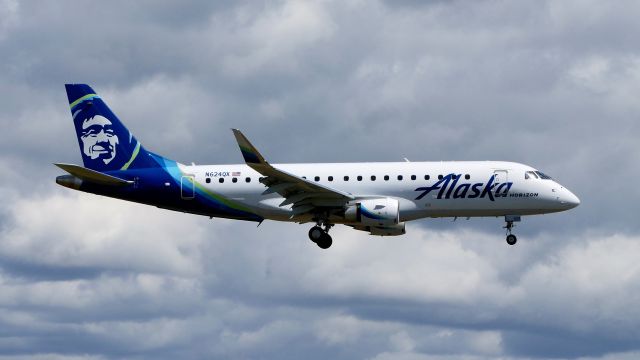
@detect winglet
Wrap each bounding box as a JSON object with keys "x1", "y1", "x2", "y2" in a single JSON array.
[{"x1": 232, "y1": 129, "x2": 267, "y2": 165}]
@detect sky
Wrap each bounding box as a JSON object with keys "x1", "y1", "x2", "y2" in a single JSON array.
[{"x1": 0, "y1": 0, "x2": 639, "y2": 359}]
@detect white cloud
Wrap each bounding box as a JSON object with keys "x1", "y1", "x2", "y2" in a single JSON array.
[
  {"x1": 0, "y1": 355, "x2": 106, "y2": 360},
  {"x1": 100, "y1": 76, "x2": 214, "y2": 157},
  {"x1": 314, "y1": 314, "x2": 390, "y2": 346},
  {"x1": 389, "y1": 330, "x2": 416, "y2": 352},
  {"x1": 516, "y1": 233, "x2": 640, "y2": 335},
  {"x1": 0, "y1": 188, "x2": 639, "y2": 358},
  {"x1": 220, "y1": 0, "x2": 336, "y2": 76},
  {"x1": 297, "y1": 228, "x2": 507, "y2": 303},
  {"x1": 468, "y1": 331, "x2": 502, "y2": 355},
  {"x1": 369, "y1": 352, "x2": 498, "y2": 360},
  {"x1": 578, "y1": 351, "x2": 640, "y2": 360},
  {"x1": 568, "y1": 56, "x2": 612, "y2": 93},
  {"x1": 0, "y1": 0, "x2": 18, "y2": 40},
  {"x1": 0, "y1": 191, "x2": 203, "y2": 276}
]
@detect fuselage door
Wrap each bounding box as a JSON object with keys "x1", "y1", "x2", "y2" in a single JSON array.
[
  {"x1": 181, "y1": 175, "x2": 195, "y2": 200},
  {"x1": 493, "y1": 170, "x2": 508, "y2": 196}
]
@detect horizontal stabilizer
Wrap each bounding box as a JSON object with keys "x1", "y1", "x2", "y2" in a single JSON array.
[{"x1": 54, "y1": 163, "x2": 133, "y2": 186}]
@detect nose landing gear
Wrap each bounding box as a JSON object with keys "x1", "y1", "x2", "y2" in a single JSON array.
[
  {"x1": 504, "y1": 215, "x2": 520, "y2": 246},
  {"x1": 308, "y1": 222, "x2": 333, "y2": 249}
]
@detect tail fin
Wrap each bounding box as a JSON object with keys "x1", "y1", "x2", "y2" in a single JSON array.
[{"x1": 65, "y1": 84, "x2": 160, "y2": 172}]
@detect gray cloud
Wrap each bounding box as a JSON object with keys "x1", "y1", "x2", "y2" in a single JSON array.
[{"x1": 0, "y1": 0, "x2": 639, "y2": 358}]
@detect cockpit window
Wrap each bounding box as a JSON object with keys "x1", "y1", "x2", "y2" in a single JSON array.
[
  {"x1": 525, "y1": 171, "x2": 538, "y2": 180},
  {"x1": 535, "y1": 171, "x2": 552, "y2": 180}
]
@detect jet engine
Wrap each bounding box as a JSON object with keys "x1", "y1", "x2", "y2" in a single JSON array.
[
  {"x1": 344, "y1": 197, "x2": 400, "y2": 227},
  {"x1": 350, "y1": 222, "x2": 406, "y2": 236}
]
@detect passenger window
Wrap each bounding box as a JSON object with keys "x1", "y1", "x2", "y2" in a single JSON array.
[
  {"x1": 397, "y1": 175, "x2": 403, "y2": 180},
  {"x1": 357, "y1": 176, "x2": 363, "y2": 181},
  {"x1": 438, "y1": 175, "x2": 443, "y2": 180},
  {"x1": 232, "y1": 178, "x2": 238, "y2": 183},
  {"x1": 314, "y1": 176, "x2": 320, "y2": 181},
  {"x1": 424, "y1": 175, "x2": 430, "y2": 180},
  {"x1": 206, "y1": 178, "x2": 211, "y2": 184},
  {"x1": 371, "y1": 175, "x2": 376, "y2": 181},
  {"x1": 328, "y1": 176, "x2": 333, "y2": 182},
  {"x1": 411, "y1": 175, "x2": 416, "y2": 180},
  {"x1": 384, "y1": 175, "x2": 389, "y2": 181},
  {"x1": 219, "y1": 178, "x2": 224, "y2": 183},
  {"x1": 245, "y1": 177, "x2": 251, "y2": 183},
  {"x1": 302, "y1": 176, "x2": 307, "y2": 179},
  {"x1": 452, "y1": 174, "x2": 457, "y2": 180},
  {"x1": 344, "y1": 176, "x2": 349, "y2": 181},
  {"x1": 465, "y1": 174, "x2": 470, "y2": 180}
]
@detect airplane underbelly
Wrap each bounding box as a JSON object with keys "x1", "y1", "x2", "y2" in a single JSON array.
[{"x1": 253, "y1": 197, "x2": 293, "y2": 220}]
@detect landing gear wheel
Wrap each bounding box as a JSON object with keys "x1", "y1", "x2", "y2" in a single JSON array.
[
  {"x1": 308, "y1": 226, "x2": 324, "y2": 243},
  {"x1": 503, "y1": 217, "x2": 520, "y2": 246},
  {"x1": 317, "y1": 233, "x2": 333, "y2": 249},
  {"x1": 309, "y1": 219, "x2": 334, "y2": 249}
]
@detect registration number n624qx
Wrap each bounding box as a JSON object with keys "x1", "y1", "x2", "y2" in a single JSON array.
[{"x1": 205, "y1": 171, "x2": 229, "y2": 177}]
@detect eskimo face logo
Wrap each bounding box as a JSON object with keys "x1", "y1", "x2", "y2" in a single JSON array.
[{"x1": 80, "y1": 115, "x2": 119, "y2": 165}]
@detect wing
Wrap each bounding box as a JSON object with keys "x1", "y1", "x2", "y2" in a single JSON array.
[{"x1": 232, "y1": 129, "x2": 354, "y2": 218}]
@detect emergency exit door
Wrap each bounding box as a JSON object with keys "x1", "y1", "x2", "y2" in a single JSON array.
[
  {"x1": 493, "y1": 170, "x2": 508, "y2": 197},
  {"x1": 493, "y1": 170, "x2": 508, "y2": 183},
  {"x1": 181, "y1": 175, "x2": 195, "y2": 199}
]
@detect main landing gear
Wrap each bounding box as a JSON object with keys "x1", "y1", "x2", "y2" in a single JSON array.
[
  {"x1": 308, "y1": 223, "x2": 333, "y2": 249},
  {"x1": 504, "y1": 215, "x2": 521, "y2": 246}
]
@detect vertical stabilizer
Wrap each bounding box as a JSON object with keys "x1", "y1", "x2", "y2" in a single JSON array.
[{"x1": 65, "y1": 84, "x2": 159, "y2": 172}]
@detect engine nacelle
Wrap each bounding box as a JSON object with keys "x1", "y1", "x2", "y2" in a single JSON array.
[
  {"x1": 351, "y1": 222, "x2": 406, "y2": 236},
  {"x1": 344, "y1": 197, "x2": 400, "y2": 227}
]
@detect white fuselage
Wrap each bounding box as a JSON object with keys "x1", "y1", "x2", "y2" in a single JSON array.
[{"x1": 182, "y1": 161, "x2": 580, "y2": 223}]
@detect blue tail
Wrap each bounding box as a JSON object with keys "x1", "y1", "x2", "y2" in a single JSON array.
[{"x1": 65, "y1": 84, "x2": 160, "y2": 172}]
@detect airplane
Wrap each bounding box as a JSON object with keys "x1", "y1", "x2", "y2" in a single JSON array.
[{"x1": 55, "y1": 84, "x2": 580, "y2": 249}]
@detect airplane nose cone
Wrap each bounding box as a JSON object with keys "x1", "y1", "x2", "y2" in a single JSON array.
[{"x1": 560, "y1": 188, "x2": 580, "y2": 209}]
